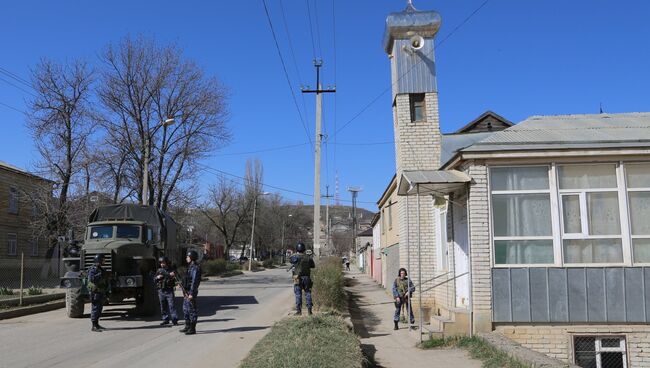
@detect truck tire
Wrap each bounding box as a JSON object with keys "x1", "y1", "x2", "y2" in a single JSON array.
[
  {"x1": 66, "y1": 288, "x2": 84, "y2": 318},
  {"x1": 135, "y1": 277, "x2": 157, "y2": 316}
]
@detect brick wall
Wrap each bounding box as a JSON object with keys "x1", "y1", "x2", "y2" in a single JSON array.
[{"x1": 496, "y1": 324, "x2": 650, "y2": 367}]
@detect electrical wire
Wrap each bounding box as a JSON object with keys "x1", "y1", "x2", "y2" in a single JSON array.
[
  {"x1": 0, "y1": 101, "x2": 27, "y2": 115},
  {"x1": 261, "y1": 0, "x2": 314, "y2": 151},
  {"x1": 305, "y1": 0, "x2": 319, "y2": 59}
]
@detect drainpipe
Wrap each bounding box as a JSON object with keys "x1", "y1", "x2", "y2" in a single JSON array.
[{"x1": 466, "y1": 182, "x2": 474, "y2": 338}]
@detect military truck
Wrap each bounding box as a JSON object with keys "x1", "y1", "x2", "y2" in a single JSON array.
[{"x1": 60, "y1": 204, "x2": 179, "y2": 318}]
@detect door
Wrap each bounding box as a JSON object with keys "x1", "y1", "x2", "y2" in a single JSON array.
[{"x1": 453, "y1": 197, "x2": 469, "y2": 308}]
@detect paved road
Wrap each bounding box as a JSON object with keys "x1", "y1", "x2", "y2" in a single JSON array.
[{"x1": 0, "y1": 268, "x2": 293, "y2": 368}]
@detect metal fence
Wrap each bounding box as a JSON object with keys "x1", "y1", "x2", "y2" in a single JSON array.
[{"x1": 0, "y1": 253, "x2": 63, "y2": 295}]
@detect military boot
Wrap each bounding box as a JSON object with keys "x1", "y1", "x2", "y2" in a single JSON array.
[
  {"x1": 179, "y1": 320, "x2": 191, "y2": 333},
  {"x1": 294, "y1": 307, "x2": 302, "y2": 316},
  {"x1": 307, "y1": 308, "x2": 313, "y2": 315},
  {"x1": 91, "y1": 322, "x2": 103, "y2": 332},
  {"x1": 185, "y1": 322, "x2": 196, "y2": 335},
  {"x1": 393, "y1": 321, "x2": 399, "y2": 330}
]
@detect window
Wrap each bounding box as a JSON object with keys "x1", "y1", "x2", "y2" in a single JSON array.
[
  {"x1": 381, "y1": 209, "x2": 385, "y2": 234},
  {"x1": 625, "y1": 163, "x2": 650, "y2": 263},
  {"x1": 7, "y1": 233, "x2": 17, "y2": 256},
  {"x1": 574, "y1": 336, "x2": 627, "y2": 368},
  {"x1": 116, "y1": 225, "x2": 140, "y2": 239},
  {"x1": 9, "y1": 187, "x2": 18, "y2": 214},
  {"x1": 89, "y1": 226, "x2": 113, "y2": 239},
  {"x1": 558, "y1": 164, "x2": 623, "y2": 264},
  {"x1": 409, "y1": 94, "x2": 425, "y2": 122},
  {"x1": 490, "y1": 166, "x2": 554, "y2": 265},
  {"x1": 388, "y1": 201, "x2": 393, "y2": 230},
  {"x1": 31, "y1": 238, "x2": 38, "y2": 257}
]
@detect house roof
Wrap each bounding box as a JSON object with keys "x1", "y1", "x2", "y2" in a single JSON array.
[
  {"x1": 357, "y1": 228, "x2": 374, "y2": 237},
  {"x1": 461, "y1": 112, "x2": 650, "y2": 153},
  {"x1": 453, "y1": 110, "x2": 513, "y2": 134},
  {"x1": 0, "y1": 160, "x2": 53, "y2": 182},
  {"x1": 440, "y1": 132, "x2": 495, "y2": 165},
  {"x1": 397, "y1": 169, "x2": 471, "y2": 196}
]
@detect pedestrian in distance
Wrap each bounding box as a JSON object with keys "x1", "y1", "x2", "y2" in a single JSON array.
[
  {"x1": 155, "y1": 256, "x2": 178, "y2": 326},
  {"x1": 88, "y1": 253, "x2": 111, "y2": 332},
  {"x1": 392, "y1": 267, "x2": 415, "y2": 330},
  {"x1": 179, "y1": 250, "x2": 201, "y2": 335},
  {"x1": 290, "y1": 242, "x2": 315, "y2": 316}
]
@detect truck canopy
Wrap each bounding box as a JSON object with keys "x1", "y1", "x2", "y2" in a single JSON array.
[{"x1": 88, "y1": 204, "x2": 178, "y2": 252}]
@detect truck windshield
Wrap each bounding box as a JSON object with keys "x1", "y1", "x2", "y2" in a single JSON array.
[
  {"x1": 90, "y1": 226, "x2": 113, "y2": 239},
  {"x1": 116, "y1": 225, "x2": 140, "y2": 239}
]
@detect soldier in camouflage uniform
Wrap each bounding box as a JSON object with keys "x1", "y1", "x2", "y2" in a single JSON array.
[
  {"x1": 155, "y1": 256, "x2": 178, "y2": 326},
  {"x1": 392, "y1": 267, "x2": 415, "y2": 330},
  {"x1": 290, "y1": 243, "x2": 315, "y2": 315},
  {"x1": 179, "y1": 250, "x2": 201, "y2": 335},
  {"x1": 88, "y1": 253, "x2": 110, "y2": 332}
]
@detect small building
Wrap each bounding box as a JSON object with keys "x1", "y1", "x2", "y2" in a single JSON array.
[
  {"x1": 371, "y1": 212, "x2": 382, "y2": 284},
  {"x1": 356, "y1": 227, "x2": 373, "y2": 274}
]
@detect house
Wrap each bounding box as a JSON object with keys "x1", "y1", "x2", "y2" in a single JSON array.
[
  {"x1": 439, "y1": 112, "x2": 650, "y2": 366},
  {"x1": 0, "y1": 160, "x2": 53, "y2": 284},
  {"x1": 371, "y1": 212, "x2": 382, "y2": 284},
  {"x1": 379, "y1": 3, "x2": 650, "y2": 367},
  {"x1": 356, "y1": 227, "x2": 373, "y2": 273}
]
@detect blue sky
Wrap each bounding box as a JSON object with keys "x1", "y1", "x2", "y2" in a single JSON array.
[{"x1": 1, "y1": 0, "x2": 650, "y2": 211}]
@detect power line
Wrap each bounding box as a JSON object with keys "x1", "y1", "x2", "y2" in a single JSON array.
[
  {"x1": 333, "y1": 0, "x2": 491, "y2": 137},
  {"x1": 0, "y1": 101, "x2": 27, "y2": 115},
  {"x1": 0, "y1": 76, "x2": 37, "y2": 97},
  {"x1": 0, "y1": 67, "x2": 33, "y2": 89},
  {"x1": 213, "y1": 142, "x2": 309, "y2": 157},
  {"x1": 305, "y1": 0, "x2": 319, "y2": 59},
  {"x1": 312, "y1": 0, "x2": 323, "y2": 59},
  {"x1": 261, "y1": 0, "x2": 314, "y2": 151}
]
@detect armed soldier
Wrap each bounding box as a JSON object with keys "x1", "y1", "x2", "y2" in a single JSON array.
[
  {"x1": 155, "y1": 256, "x2": 178, "y2": 326},
  {"x1": 392, "y1": 267, "x2": 415, "y2": 330},
  {"x1": 179, "y1": 250, "x2": 201, "y2": 335},
  {"x1": 290, "y1": 242, "x2": 315, "y2": 315},
  {"x1": 87, "y1": 254, "x2": 111, "y2": 332}
]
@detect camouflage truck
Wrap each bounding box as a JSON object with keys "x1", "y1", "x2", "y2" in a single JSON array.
[{"x1": 60, "y1": 204, "x2": 179, "y2": 318}]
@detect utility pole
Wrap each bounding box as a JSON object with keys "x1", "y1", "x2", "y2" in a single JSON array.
[
  {"x1": 324, "y1": 185, "x2": 333, "y2": 256},
  {"x1": 347, "y1": 187, "x2": 361, "y2": 261},
  {"x1": 302, "y1": 60, "x2": 335, "y2": 258}
]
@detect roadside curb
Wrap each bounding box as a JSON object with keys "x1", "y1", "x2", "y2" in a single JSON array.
[
  {"x1": 0, "y1": 292, "x2": 65, "y2": 308},
  {"x1": 0, "y1": 299, "x2": 66, "y2": 320}
]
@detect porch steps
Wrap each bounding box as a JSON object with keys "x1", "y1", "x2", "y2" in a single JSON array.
[{"x1": 425, "y1": 307, "x2": 471, "y2": 338}]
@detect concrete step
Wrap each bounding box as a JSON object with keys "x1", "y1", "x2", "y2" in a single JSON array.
[{"x1": 429, "y1": 307, "x2": 471, "y2": 336}]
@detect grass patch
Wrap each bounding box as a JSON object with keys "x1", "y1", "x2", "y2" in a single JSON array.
[
  {"x1": 311, "y1": 257, "x2": 345, "y2": 312},
  {"x1": 202, "y1": 259, "x2": 242, "y2": 276},
  {"x1": 27, "y1": 286, "x2": 43, "y2": 296},
  {"x1": 0, "y1": 287, "x2": 14, "y2": 296},
  {"x1": 421, "y1": 336, "x2": 530, "y2": 368},
  {"x1": 240, "y1": 314, "x2": 363, "y2": 368},
  {"x1": 221, "y1": 270, "x2": 244, "y2": 278}
]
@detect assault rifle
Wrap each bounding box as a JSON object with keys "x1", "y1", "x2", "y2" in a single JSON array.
[{"x1": 173, "y1": 274, "x2": 189, "y2": 299}]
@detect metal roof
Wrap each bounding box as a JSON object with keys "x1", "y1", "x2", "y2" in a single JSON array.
[
  {"x1": 397, "y1": 170, "x2": 471, "y2": 196},
  {"x1": 440, "y1": 132, "x2": 495, "y2": 164},
  {"x1": 0, "y1": 160, "x2": 52, "y2": 182},
  {"x1": 383, "y1": 4, "x2": 441, "y2": 54},
  {"x1": 462, "y1": 112, "x2": 650, "y2": 152}
]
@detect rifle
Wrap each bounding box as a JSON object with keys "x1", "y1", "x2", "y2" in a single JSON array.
[{"x1": 173, "y1": 274, "x2": 189, "y2": 299}]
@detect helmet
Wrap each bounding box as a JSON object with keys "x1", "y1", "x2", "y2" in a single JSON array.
[
  {"x1": 158, "y1": 256, "x2": 170, "y2": 264},
  {"x1": 186, "y1": 250, "x2": 198, "y2": 261},
  {"x1": 296, "y1": 242, "x2": 306, "y2": 253},
  {"x1": 94, "y1": 253, "x2": 105, "y2": 264}
]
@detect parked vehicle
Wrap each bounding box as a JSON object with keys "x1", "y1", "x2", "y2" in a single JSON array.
[{"x1": 60, "y1": 204, "x2": 179, "y2": 318}]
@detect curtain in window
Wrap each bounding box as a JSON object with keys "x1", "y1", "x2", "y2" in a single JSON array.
[
  {"x1": 493, "y1": 194, "x2": 552, "y2": 236},
  {"x1": 562, "y1": 195, "x2": 581, "y2": 233},
  {"x1": 587, "y1": 192, "x2": 621, "y2": 235},
  {"x1": 564, "y1": 239, "x2": 623, "y2": 263},
  {"x1": 490, "y1": 167, "x2": 549, "y2": 191},
  {"x1": 494, "y1": 240, "x2": 553, "y2": 264},
  {"x1": 634, "y1": 239, "x2": 650, "y2": 263},
  {"x1": 558, "y1": 165, "x2": 617, "y2": 189},
  {"x1": 626, "y1": 163, "x2": 650, "y2": 188},
  {"x1": 629, "y1": 192, "x2": 650, "y2": 235}
]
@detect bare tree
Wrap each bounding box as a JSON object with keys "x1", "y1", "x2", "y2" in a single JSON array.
[
  {"x1": 27, "y1": 59, "x2": 94, "y2": 238},
  {"x1": 97, "y1": 35, "x2": 230, "y2": 210},
  {"x1": 201, "y1": 176, "x2": 253, "y2": 261}
]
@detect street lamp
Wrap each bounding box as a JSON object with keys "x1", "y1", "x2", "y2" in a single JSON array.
[
  {"x1": 281, "y1": 214, "x2": 292, "y2": 264},
  {"x1": 248, "y1": 191, "x2": 270, "y2": 271},
  {"x1": 142, "y1": 118, "x2": 176, "y2": 205}
]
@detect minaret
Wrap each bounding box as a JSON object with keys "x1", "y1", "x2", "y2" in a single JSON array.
[{"x1": 383, "y1": 2, "x2": 442, "y2": 308}]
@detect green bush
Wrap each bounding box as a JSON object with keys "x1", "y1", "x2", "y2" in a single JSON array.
[
  {"x1": 226, "y1": 262, "x2": 241, "y2": 272},
  {"x1": 27, "y1": 286, "x2": 43, "y2": 295},
  {"x1": 312, "y1": 257, "x2": 345, "y2": 312},
  {"x1": 240, "y1": 314, "x2": 363, "y2": 368},
  {"x1": 202, "y1": 259, "x2": 228, "y2": 276},
  {"x1": 0, "y1": 287, "x2": 13, "y2": 296},
  {"x1": 262, "y1": 259, "x2": 274, "y2": 268}
]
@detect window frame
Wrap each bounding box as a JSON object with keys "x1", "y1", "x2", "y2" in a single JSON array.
[
  {"x1": 8, "y1": 187, "x2": 18, "y2": 214},
  {"x1": 573, "y1": 335, "x2": 627, "y2": 368},
  {"x1": 489, "y1": 165, "x2": 556, "y2": 267},
  {"x1": 625, "y1": 162, "x2": 650, "y2": 265},
  {"x1": 31, "y1": 238, "x2": 39, "y2": 257},
  {"x1": 435, "y1": 205, "x2": 448, "y2": 271},
  {"x1": 7, "y1": 233, "x2": 17, "y2": 256},
  {"x1": 409, "y1": 93, "x2": 425, "y2": 122}
]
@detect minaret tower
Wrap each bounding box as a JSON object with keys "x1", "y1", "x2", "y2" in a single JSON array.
[{"x1": 383, "y1": 2, "x2": 442, "y2": 306}]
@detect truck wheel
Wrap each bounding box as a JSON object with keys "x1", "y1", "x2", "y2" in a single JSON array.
[
  {"x1": 135, "y1": 277, "x2": 157, "y2": 316},
  {"x1": 66, "y1": 288, "x2": 84, "y2": 318}
]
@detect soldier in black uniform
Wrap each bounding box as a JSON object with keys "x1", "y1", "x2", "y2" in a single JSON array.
[
  {"x1": 155, "y1": 256, "x2": 178, "y2": 326},
  {"x1": 87, "y1": 253, "x2": 110, "y2": 332},
  {"x1": 179, "y1": 250, "x2": 201, "y2": 335},
  {"x1": 290, "y1": 242, "x2": 315, "y2": 315}
]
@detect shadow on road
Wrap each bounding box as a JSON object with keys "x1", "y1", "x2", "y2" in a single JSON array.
[{"x1": 195, "y1": 325, "x2": 269, "y2": 334}]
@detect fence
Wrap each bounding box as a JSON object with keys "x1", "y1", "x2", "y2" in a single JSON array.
[{"x1": 0, "y1": 252, "x2": 64, "y2": 297}]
